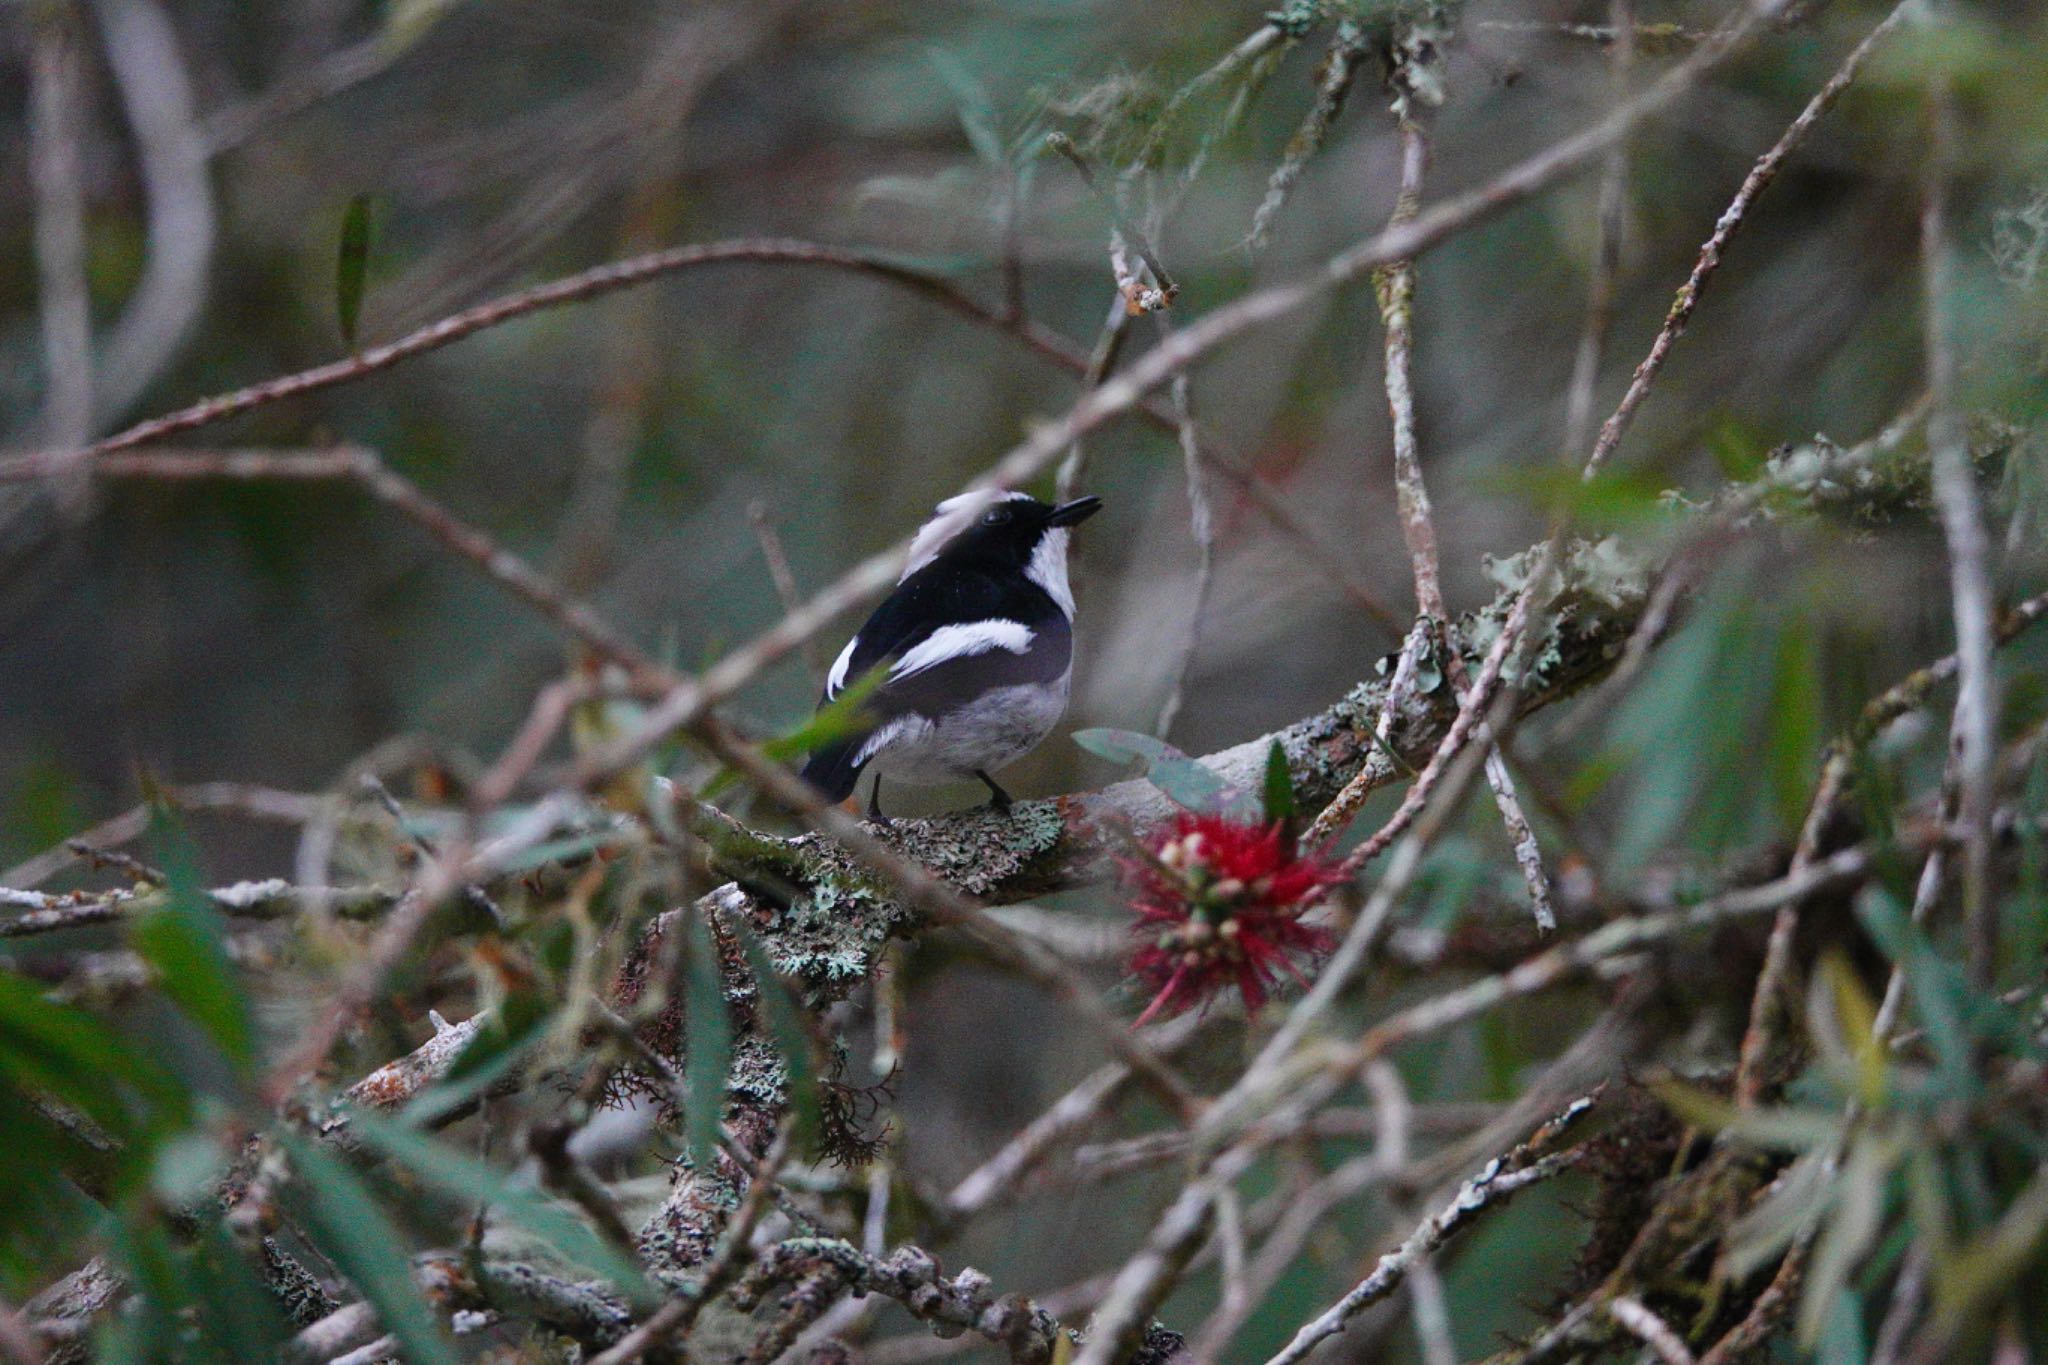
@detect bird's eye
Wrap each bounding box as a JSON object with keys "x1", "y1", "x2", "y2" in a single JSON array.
[{"x1": 979, "y1": 506, "x2": 1011, "y2": 527}]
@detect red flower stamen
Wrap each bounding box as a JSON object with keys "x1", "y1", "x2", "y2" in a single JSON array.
[{"x1": 1120, "y1": 812, "x2": 1341, "y2": 1023}]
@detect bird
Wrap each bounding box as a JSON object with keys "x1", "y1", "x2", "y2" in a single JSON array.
[{"x1": 799, "y1": 488, "x2": 1103, "y2": 822}]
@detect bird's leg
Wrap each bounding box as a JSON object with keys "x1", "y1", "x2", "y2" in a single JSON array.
[
  {"x1": 975, "y1": 770, "x2": 1013, "y2": 812},
  {"x1": 867, "y1": 774, "x2": 892, "y2": 827}
]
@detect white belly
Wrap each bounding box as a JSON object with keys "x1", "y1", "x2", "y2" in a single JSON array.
[{"x1": 866, "y1": 675, "x2": 1071, "y2": 786}]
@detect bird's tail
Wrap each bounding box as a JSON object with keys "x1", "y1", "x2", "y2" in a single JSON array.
[{"x1": 800, "y1": 737, "x2": 867, "y2": 805}]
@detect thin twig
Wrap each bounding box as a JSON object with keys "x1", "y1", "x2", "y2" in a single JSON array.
[
  {"x1": 1373, "y1": 111, "x2": 1555, "y2": 930},
  {"x1": 747, "y1": 500, "x2": 825, "y2": 683},
  {"x1": 1477, "y1": 18, "x2": 1718, "y2": 47},
  {"x1": 1610, "y1": 1296, "x2": 1698, "y2": 1365},
  {"x1": 3, "y1": 782, "x2": 319, "y2": 890},
  {"x1": 586, "y1": 1128, "x2": 794, "y2": 1364},
  {"x1": 1264, "y1": 1148, "x2": 1584, "y2": 1363},
  {"x1": 1366, "y1": 1062, "x2": 1458, "y2": 1365},
  {"x1": 1920, "y1": 66, "x2": 2000, "y2": 984},
  {"x1": 89, "y1": 0, "x2": 215, "y2": 426},
  {"x1": 26, "y1": 4, "x2": 94, "y2": 464},
  {"x1": 1560, "y1": 0, "x2": 1636, "y2": 459},
  {"x1": 1045, "y1": 133, "x2": 1177, "y2": 308},
  {"x1": 61, "y1": 842, "x2": 166, "y2": 887},
  {"x1": 1248, "y1": 21, "x2": 1369, "y2": 252},
  {"x1": 1152, "y1": 321, "x2": 1216, "y2": 740},
  {"x1": 78, "y1": 240, "x2": 1103, "y2": 457},
  {"x1": 1580, "y1": 0, "x2": 1911, "y2": 476}
]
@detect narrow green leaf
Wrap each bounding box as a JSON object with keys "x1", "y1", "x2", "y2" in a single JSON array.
[
  {"x1": 1799, "y1": 1139, "x2": 1893, "y2": 1346},
  {"x1": 344, "y1": 1109, "x2": 654, "y2": 1303},
  {"x1": 184, "y1": 1219, "x2": 293, "y2": 1362},
  {"x1": 1073, "y1": 729, "x2": 1248, "y2": 814},
  {"x1": 1147, "y1": 756, "x2": 1233, "y2": 814},
  {"x1": 1071, "y1": 727, "x2": 1179, "y2": 767},
  {"x1": 684, "y1": 909, "x2": 734, "y2": 1173},
  {"x1": 1810, "y1": 952, "x2": 1886, "y2": 1109},
  {"x1": 1854, "y1": 887, "x2": 1972, "y2": 1085},
  {"x1": 760, "y1": 667, "x2": 889, "y2": 765},
  {"x1": 700, "y1": 670, "x2": 893, "y2": 802},
  {"x1": 335, "y1": 194, "x2": 375, "y2": 348},
  {"x1": 0, "y1": 969, "x2": 178, "y2": 1133},
  {"x1": 927, "y1": 48, "x2": 1004, "y2": 167},
  {"x1": 1729, "y1": 1150, "x2": 1834, "y2": 1277},
  {"x1": 731, "y1": 923, "x2": 821, "y2": 1150},
  {"x1": 399, "y1": 1004, "x2": 549, "y2": 1130},
  {"x1": 133, "y1": 824, "x2": 254, "y2": 1073},
  {"x1": 1651, "y1": 1079, "x2": 1841, "y2": 1151},
  {"x1": 277, "y1": 1133, "x2": 460, "y2": 1365},
  {"x1": 1261, "y1": 741, "x2": 1296, "y2": 828}
]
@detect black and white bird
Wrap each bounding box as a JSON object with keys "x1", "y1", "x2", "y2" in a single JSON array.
[{"x1": 799, "y1": 489, "x2": 1103, "y2": 820}]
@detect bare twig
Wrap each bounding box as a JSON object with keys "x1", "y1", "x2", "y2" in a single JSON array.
[
  {"x1": 1610, "y1": 1296, "x2": 1698, "y2": 1365},
  {"x1": 748, "y1": 500, "x2": 825, "y2": 683},
  {"x1": 1560, "y1": 0, "x2": 1636, "y2": 459},
  {"x1": 1264, "y1": 1147, "x2": 1584, "y2": 1363},
  {"x1": 78, "y1": 240, "x2": 1102, "y2": 458},
  {"x1": 1373, "y1": 110, "x2": 1555, "y2": 930},
  {"x1": 1046, "y1": 133, "x2": 1177, "y2": 309},
  {"x1": 1248, "y1": 21, "x2": 1369, "y2": 252},
  {"x1": 26, "y1": 4, "x2": 94, "y2": 462},
  {"x1": 4, "y1": 782, "x2": 317, "y2": 890},
  {"x1": 1920, "y1": 67, "x2": 2000, "y2": 983},
  {"x1": 1478, "y1": 18, "x2": 1718, "y2": 47},
  {"x1": 1366, "y1": 1062, "x2": 1457, "y2": 1365},
  {"x1": 89, "y1": 0, "x2": 215, "y2": 425},
  {"x1": 1152, "y1": 324, "x2": 1215, "y2": 740},
  {"x1": 1071, "y1": 1146, "x2": 1259, "y2": 1365},
  {"x1": 1580, "y1": 0, "x2": 1911, "y2": 476}
]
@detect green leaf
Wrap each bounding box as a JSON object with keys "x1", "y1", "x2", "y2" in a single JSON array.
[
  {"x1": 133, "y1": 823, "x2": 254, "y2": 1073},
  {"x1": 1798, "y1": 1138, "x2": 1894, "y2": 1345},
  {"x1": 732, "y1": 922, "x2": 821, "y2": 1152},
  {"x1": 335, "y1": 193, "x2": 375, "y2": 348},
  {"x1": 760, "y1": 667, "x2": 888, "y2": 766},
  {"x1": 277, "y1": 1133, "x2": 460, "y2": 1365},
  {"x1": 0, "y1": 968, "x2": 178, "y2": 1135},
  {"x1": 704, "y1": 669, "x2": 893, "y2": 803},
  {"x1": 1261, "y1": 741, "x2": 1296, "y2": 827},
  {"x1": 183, "y1": 1219, "x2": 293, "y2": 1362},
  {"x1": 1730, "y1": 1150, "x2": 1834, "y2": 1276},
  {"x1": 1809, "y1": 952, "x2": 1886, "y2": 1109},
  {"x1": 684, "y1": 909, "x2": 734, "y2": 1173},
  {"x1": 344, "y1": 1109, "x2": 655, "y2": 1303},
  {"x1": 928, "y1": 48, "x2": 1004, "y2": 167},
  {"x1": 401, "y1": 1001, "x2": 549, "y2": 1130},
  {"x1": 1854, "y1": 887, "x2": 1973, "y2": 1085},
  {"x1": 380, "y1": 0, "x2": 467, "y2": 56},
  {"x1": 1073, "y1": 728, "x2": 1249, "y2": 815},
  {"x1": 1146, "y1": 757, "x2": 1233, "y2": 814},
  {"x1": 1651, "y1": 1079, "x2": 1841, "y2": 1151},
  {"x1": 1071, "y1": 727, "x2": 1180, "y2": 767}
]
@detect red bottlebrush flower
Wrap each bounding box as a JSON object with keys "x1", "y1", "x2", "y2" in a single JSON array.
[{"x1": 1122, "y1": 812, "x2": 1342, "y2": 1026}]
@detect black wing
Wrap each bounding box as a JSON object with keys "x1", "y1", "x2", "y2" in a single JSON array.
[{"x1": 799, "y1": 564, "x2": 1067, "y2": 801}]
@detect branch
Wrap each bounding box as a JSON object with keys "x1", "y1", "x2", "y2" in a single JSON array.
[
  {"x1": 1265, "y1": 1149, "x2": 1585, "y2": 1362},
  {"x1": 1580, "y1": 0, "x2": 1910, "y2": 475}
]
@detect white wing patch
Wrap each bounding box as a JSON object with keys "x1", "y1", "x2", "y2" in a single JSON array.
[
  {"x1": 825, "y1": 636, "x2": 859, "y2": 698},
  {"x1": 890, "y1": 619, "x2": 1033, "y2": 680},
  {"x1": 854, "y1": 716, "x2": 922, "y2": 767},
  {"x1": 900, "y1": 489, "x2": 1034, "y2": 581}
]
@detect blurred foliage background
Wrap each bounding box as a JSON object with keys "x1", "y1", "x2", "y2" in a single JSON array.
[{"x1": 4, "y1": 0, "x2": 2048, "y2": 1360}]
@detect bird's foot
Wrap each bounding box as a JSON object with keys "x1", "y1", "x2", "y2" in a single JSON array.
[{"x1": 976, "y1": 770, "x2": 1013, "y2": 813}]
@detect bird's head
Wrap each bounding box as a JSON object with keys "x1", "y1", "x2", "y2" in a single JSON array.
[{"x1": 900, "y1": 489, "x2": 1103, "y2": 580}]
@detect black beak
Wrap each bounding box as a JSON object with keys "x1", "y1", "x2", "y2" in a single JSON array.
[{"x1": 1046, "y1": 495, "x2": 1103, "y2": 528}]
